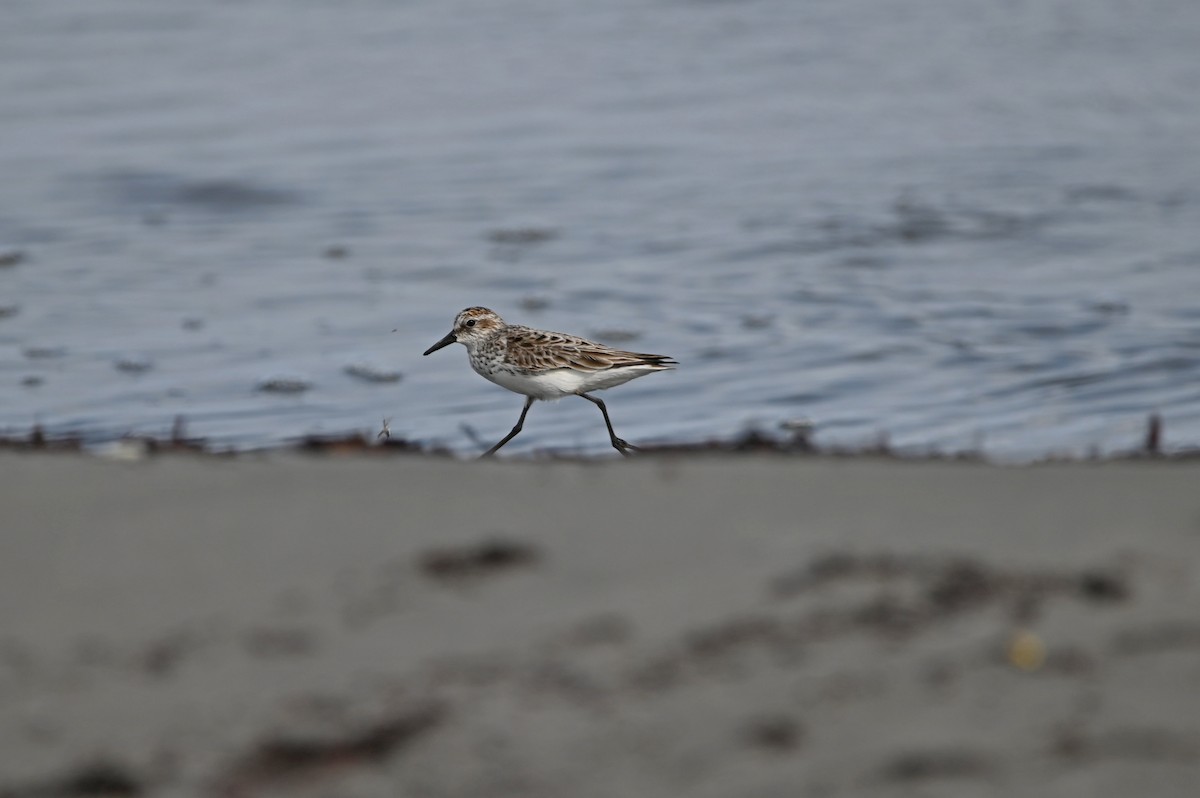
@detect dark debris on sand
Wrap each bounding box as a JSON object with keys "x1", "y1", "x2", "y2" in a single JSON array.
[
  {"x1": 297, "y1": 432, "x2": 435, "y2": 455},
  {"x1": 1, "y1": 760, "x2": 143, "y2": 798},
  {"x1": 418, "y1": 539, "x2": 541, "y2": 583},
  {"x1": 0, "y1": 424, "x2": 83, "y2": 452},
  {"x1": 768, "y1": 552, "x2": 1132, "y2": 621},
  {"x1": 215, "y1": 704, "x2": 444, "y2": 793},
  {"x1": 626, "y1": 552, "x2": 1134, "y2": 695}
]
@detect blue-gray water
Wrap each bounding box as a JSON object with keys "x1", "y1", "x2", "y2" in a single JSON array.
[{"x1": 3, "y1": 0, "x2": 1200, "y2": 458}]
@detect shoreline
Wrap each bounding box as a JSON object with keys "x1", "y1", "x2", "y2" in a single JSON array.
[{"x1": 0, "y1": 411, "x2": 1193, "y2": 464}]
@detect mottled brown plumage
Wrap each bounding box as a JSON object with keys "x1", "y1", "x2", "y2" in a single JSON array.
[{"x1": 502, "y1": 326, "x2": 675, "y2": 374}]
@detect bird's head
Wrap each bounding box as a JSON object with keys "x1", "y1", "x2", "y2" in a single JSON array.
[{"x1": 422, "y1": 307, "x2": 505, "y2": 355}]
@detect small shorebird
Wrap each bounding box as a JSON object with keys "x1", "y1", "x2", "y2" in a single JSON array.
[{"x1": 423, "y1": 307, "x2": 676, "y2": 457}]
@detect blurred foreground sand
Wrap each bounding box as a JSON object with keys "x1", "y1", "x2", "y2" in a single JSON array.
[{"x1": 2, "y1": 453, "x2": 1199, "y2": 797}]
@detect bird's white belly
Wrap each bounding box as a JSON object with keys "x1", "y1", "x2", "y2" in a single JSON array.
[
  {"x1": 482, "y1": 367, "x2": 584, "y2": 400},
  {"x1": 480, "y1": 365, "x2": 651, "y2": 400}
]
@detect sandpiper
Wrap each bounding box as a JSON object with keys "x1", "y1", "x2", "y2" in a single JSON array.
[{"x1": 423, "y1": 307, "x2": 676, "y2": 457}]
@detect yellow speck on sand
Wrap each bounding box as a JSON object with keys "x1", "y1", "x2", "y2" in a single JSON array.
[{"x1": 1007, "y1": 629, "x2": 1046, "y2": 672}]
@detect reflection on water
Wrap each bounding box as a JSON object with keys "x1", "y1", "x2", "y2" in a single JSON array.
[{"x1": 2, "y1": 0, "x2": 1200, "y2": 458}]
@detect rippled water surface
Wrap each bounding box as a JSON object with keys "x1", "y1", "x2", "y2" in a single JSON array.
[{"x1": 3, "y1": 0, "x2": 1200, "y2": 457}]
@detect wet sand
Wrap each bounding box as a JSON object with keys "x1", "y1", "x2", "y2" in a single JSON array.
[{"x1": 2, "y1": 453, "x2": 1199, "y2": 797}]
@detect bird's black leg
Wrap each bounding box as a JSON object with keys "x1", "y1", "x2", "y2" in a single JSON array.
[
  {"x1": 579, "y1": 393, "x2": 638, "y2": 456},
  {"x1": 481, "y1": 396, "x2": 534, "y2": 458}
]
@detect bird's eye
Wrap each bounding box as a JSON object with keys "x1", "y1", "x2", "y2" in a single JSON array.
[{"x1": 465, "y1": 319, "x2": 476, "y2": 327}]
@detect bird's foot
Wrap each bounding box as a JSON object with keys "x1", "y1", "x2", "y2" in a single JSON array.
[{"x1": 612, "y1": 438, "x2": 640, "y2": 456}]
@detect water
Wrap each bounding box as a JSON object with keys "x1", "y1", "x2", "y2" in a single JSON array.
[{"x1": 3, "y1": 0, "x2": 1200, "y2": 458}]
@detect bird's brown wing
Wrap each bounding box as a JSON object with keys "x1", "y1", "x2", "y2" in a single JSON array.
[{"x1": 505, "y1": 327, "x2": 675, "y2": 373}]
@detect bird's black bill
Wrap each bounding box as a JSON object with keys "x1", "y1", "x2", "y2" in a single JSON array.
[{"x1": 422, "y1": 331, "x2": 457, "y2": 356}]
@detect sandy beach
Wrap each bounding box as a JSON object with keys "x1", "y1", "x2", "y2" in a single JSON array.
[{"x1": 2, "y1": 452, "x2": 1199, "y2": 797}]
